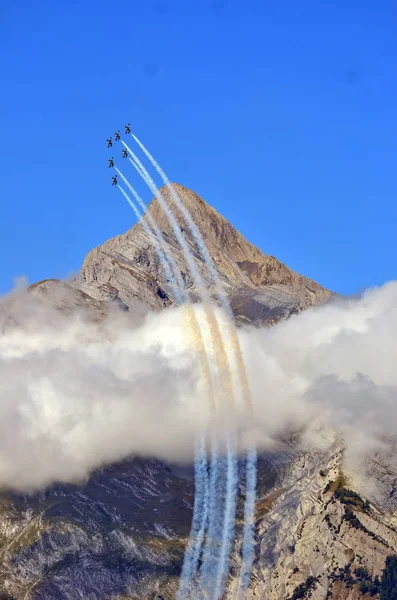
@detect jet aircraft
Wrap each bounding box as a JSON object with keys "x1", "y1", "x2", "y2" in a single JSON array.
[
  {"x1": 108, "y1": 157, "x2": 114, "y2": 168},
  {"x1": 121, "y1": 149, "x2": 128, "y2": 159},
  {"x1": 114, "y1": 130, "x2": 121, "y2": 141},
  {"x1": 125, "y1": 123, "x2": 131, "y2": 134},
  {"x1": 107, "y1": 137, "x2": 113, "y2": 148},
  {"x1": 112, "y1": 175, "x2": 118, "y2": 186}
]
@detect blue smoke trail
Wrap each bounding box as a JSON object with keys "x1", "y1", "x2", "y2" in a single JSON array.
[
  {"x1": 123, "y1": 138, "x2": 251, "y2": 597},
  {"x1": 239, "y1": 446, "x2": 258, "y2": 596},
  {"x1": 117, "y1": 168, "x2": 215, "y2": 599},
  {"x1": 196, "y1": 439, "x2": 227, "y2": 599},
  {"x1": 176, "y1": 434, "x2": 209, "y2": 600},
  {"x1": 213, "y1": 435, "x2": 239, "y2": 600},
  {"x1": 118, "y1": 174, "x2": 212, "y2": 596},
  {"x1": 121, "y1": 146, "x2": 232, "y2": 597}
]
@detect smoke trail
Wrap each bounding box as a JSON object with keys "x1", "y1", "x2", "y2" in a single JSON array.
[
  {"x1": 126, "y1": 136, "x2": 246, "y2": 597},
  {"x1": 121, "y1": 143, "x2": 233, "y2": 395},
  {"x1": 119, "y1": 170, "x2": 218, "y2": 592},
  {"x1": 118, "y1": 177, "x2": 215, "y2": 413},
  {"x1": 118, "y1": 176, "x2": 215, "y2": 595},
  {"x1": 192, "y1": 319, "x2": 237, "y2": 599},
  {"x1": 117, "y1": 184, "x2": 143, "y2": 221},
  {"x1": 122, "y1": 143, "x2": 235, "y2": 408},
  {"x1": 130, "y1": 134, "x2": 228, "y2": 303},
  {"x1": 120, "y1": 149, "x2": 236, "y2": 413},
  {"x1": 213, "y1": 435, "x2": 239, "y2": 600},
  {"x1": 178, "y1": 304, "x2": 224, "y2": 599},
  {"x1": 129, "y1": 134, "x2": 254, "y2": 402},
  {"x1": 119, "y1": 168, "x2": 229, "y2": 413},
  {"x1": 116, "y1": 168, "x2": 186, "y2": 300},
  {"x1": 120, "y1": 152, "x2": 237, "y2": 598},
  {"x1": 176, "y1": 435, "x2": 209, "y2": 600},
  {"x1": 239, "y1": 447, "x2": 258, "y2": 597},
  {"x1": 128, "y1": 156, "x2": 146, "y2": 180},
  {"x1": 180, "y1": 303, "x2": 232, "y2": 598},
  {"x1": 118, "y1": 184, "x2": 214, "y2": 412},
  {"x1": 127, "y1": 137, "x2": 252, "y2": 413},
  {"x1": 120, "y1": 140, "x2": 204, "y2": 289},
  {"x1": 129, "y1": 133, "x2": 252, "y2": 404},
  {"x1": 197, "y1": 439, "x2": 228, "y2": 600},
  {"x1": 118, "y1": 164, "x2": 229, "y2": 412},
  {"x1": 119, "y1": 176, "x2": 215, "y2": 586},
  {"x1": 128, "y1": 134, "x2": 250, "y2": 597},
  {"x1": 117, "y1": 184, "x2": 182, "y2": 299},
  {"x1": 224, "y1": 325, "x2": 257, "y2": 596}
]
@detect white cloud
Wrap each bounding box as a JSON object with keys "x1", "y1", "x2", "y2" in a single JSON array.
[{"x1": 0, "y1": 281, "x2": 396, "y2": 491}]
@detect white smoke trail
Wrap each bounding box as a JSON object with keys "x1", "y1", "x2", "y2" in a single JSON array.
[
  {"x1": 128, "y1": 134, "x2": 246, "y2": 596},
  {"x1": 191, "y1": 457, "x2": 211, "y2": 579},
  {"x1": 127, "y1": 136, "x2": 254, "y2": 404},
  {"x1": 130, "y1": 134, "x2": 228, "y2": 307},
  {"x1": 120, "y1": 140, "x2": 205, "y2": 292},
  {"x1": 197, "y1": 439, "x2": 227, "y2": 600},
  {"x1": 117, "y1": 173, "x2": 215, "y2": 595},
  {"x1": 124, "y1": 151, "x2": 234, "y2": 399},
  {"x1": 117, "y1": 185, "x2": 178, "y2": 297},
  {"x1": 214, "y1": 436, "x2": 239, "y2": 600},
  {"x1": 117, "y1": 184, "x2": 143, "y2": 222},
  {"x1": 177, "y1": 435, "x2": 209, "y2": 600},
  {"x1": 116, "y1": 169, "x2": 186, "y2": 301},
  {"x1": 122, "y1": 143, "x2": 239, "y2": 417},
  {"x1": 120, "y1": 158, "x2": 228, "y2": 592},
  {"x1": 118, "y1": 173, "x2": 217, "y2": 593},
  {"x1": 239, "y1": 447, "x2": 258, "y2": 596},
  {"x1": 117, "y1": 163, "x2": 219, "y2": 593},
  {"x1": 179, "y1": 307, "x2": 216, "y2": 596},
  {"x1": 128, "y1": 156, "x2": 146, "y2": 180},
  {"x1": 118, "y1": 177, "x2": 215, "y2": 413}
]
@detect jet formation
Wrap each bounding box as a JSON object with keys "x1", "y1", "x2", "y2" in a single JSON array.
[{"x1": 107, "y1": 124, "x2": 130, "y2": 184}]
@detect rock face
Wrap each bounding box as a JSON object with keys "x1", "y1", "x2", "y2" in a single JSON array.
[
  {"x1": 2, "y1": 446, "x2": 397, "y2": 599},
  {"x1": 28, "y1": 279, "x2": 110, "y2": 318},
  {"x1": 227, "y1": 447, "x2": 397, "y2": 600},
  {"x1": 2, "y1": 183, "x2": 395, "y2": 599},
  {"x1": 0, "y1": 459, "x2": 193, "y2": 599},
  {"x1": 77, "y1": 184, "x2": 332, "y2": 323}
]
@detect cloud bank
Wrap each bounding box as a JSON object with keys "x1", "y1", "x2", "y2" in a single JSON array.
[{"x1": 0, "y1": 281, "x2": 396, "y2": 491}]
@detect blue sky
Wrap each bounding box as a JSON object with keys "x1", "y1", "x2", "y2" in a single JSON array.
[{"x1": 0, "y1": 0, "x2": 396, "y2": 295}]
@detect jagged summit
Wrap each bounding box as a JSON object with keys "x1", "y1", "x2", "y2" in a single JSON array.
[{"x1": 77, "y1": 183, "x2": 332, "y2": 323}]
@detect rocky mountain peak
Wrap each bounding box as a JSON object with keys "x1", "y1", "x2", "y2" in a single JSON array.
[{"x1": 77, "y1": 183, "x2": 332, "y2": 324}]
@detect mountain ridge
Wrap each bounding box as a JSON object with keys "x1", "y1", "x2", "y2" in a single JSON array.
[{"x1": 73, "y1": 183, "x2": 333, "y2": 323}]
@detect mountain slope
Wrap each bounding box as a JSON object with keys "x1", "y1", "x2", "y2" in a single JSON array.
[
  {"x1": 77, "y1": 184, "x2": 332, "y2": 323},
  {"x1": 3, "y1": 183, "x2": 393, "y2": 600},
  {"x1": 227, "y1": 447, "x2": 397, "y2": 600}
]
